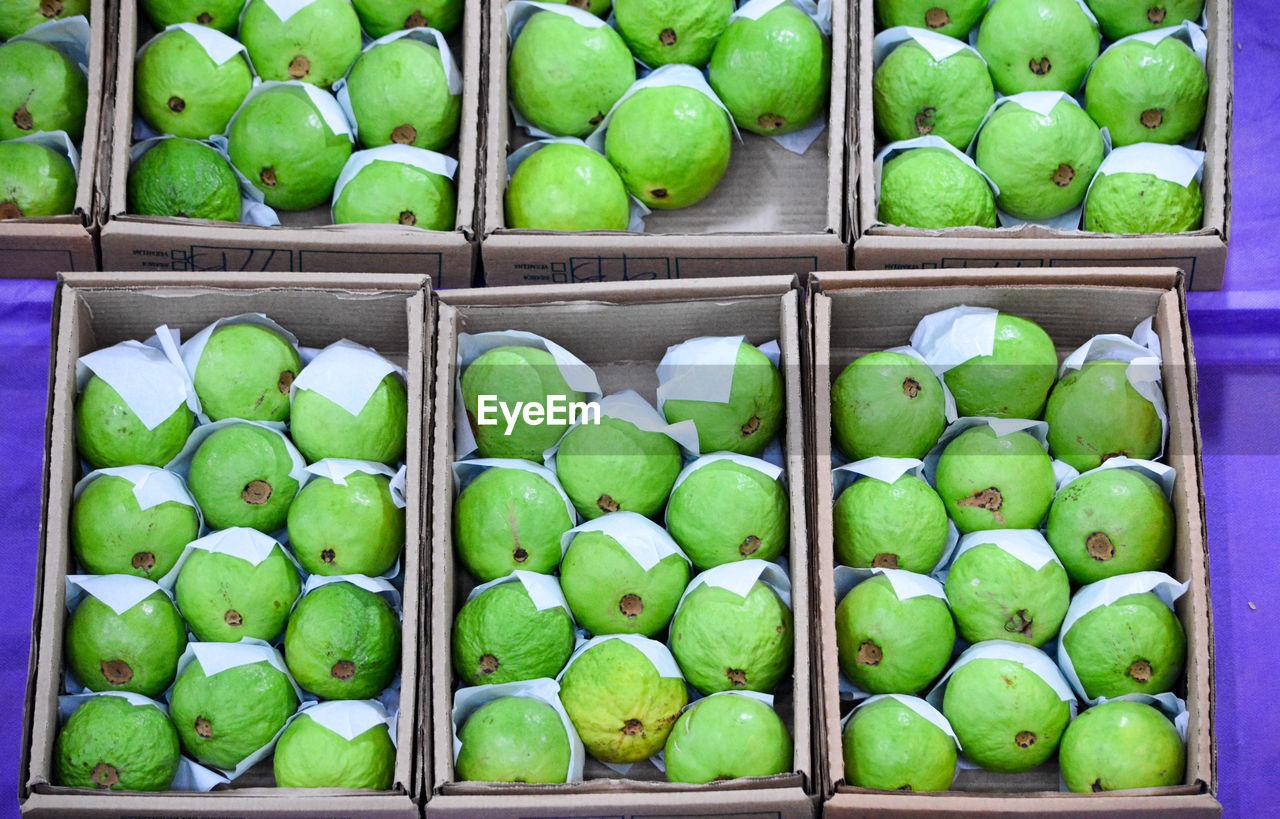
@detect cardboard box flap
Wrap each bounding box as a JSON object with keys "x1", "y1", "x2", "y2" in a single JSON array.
[
  {"x1": 813, "y1": 268, "x2": 1183, "y2": 292},
  {"x1": 59, "y1": 271, "x2": 430, "y2": 291},
  {"x1": 443, "y1": 275, "x2": 796, "y2": 306}
]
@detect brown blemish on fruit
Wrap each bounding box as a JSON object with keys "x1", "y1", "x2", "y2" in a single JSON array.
[
  {"x1": 619, "y1": 593, "x2": 643, "y2": 619},
  {"x1": 260, "y1": 168, "x2": 277, "y2": 188},
  {"x1": 856, "y1": 640, "x2": 882, "y2": 666},
  {"x1": 1147, "y1": 6, "x2": 1167, "y2": 24},
  {"x1": 167, "y1": 96, "x2": 186, "y2": 113},
  {"x1": 1029, "y1": 57, "x2": 1052, "y2": 76},
  {"x1": 406, "y1": 10, "x2": 427, "y2": 28},
  {"x1": 925, "y1": 7, "x2": 950, "y2": 28},
  {"x1": 197, "y1": 12, "x2": 213, "y2": 24},
  {"x1": 321, "y1": 548, "x2": 336, "y2": 564},
  {"x1": 1128, "y1": 660, "x2": 1153, "y2": 683},
  {"x1": 195, "y1": 717, "x2": 212, "y2": 738},
  {"x1": 660, "y1": 28, "x2": 678, "y2": 46},
  {"x1": 903, "y1": 377, "x2": 921, "y2": 398},
  {"x1": 132, "y1": 552, "x2": 156, "y2": 572},
  {"x1": 399, "y1": 210, "x2": 418, "y2": 226},
  {"x1": 623, "y1": 718, "x2": 643, "y2": 735},
  {"x1": 14, "y1": 102, "x2": 33, "y2": 132},
  {"x1": 740, "y1": 535, "x2": 762, "y2": 556},
  {"x1": 224, "y1": 609, "x2": 243, "y2": 627},
  {"x1": 479, "y1": 655, "x2": 499, "y2": 674},
  {"x1": 1142, "y1": 108, "x2": 1166, "y2": 129},
  {"x1": 1053, "y1": 164, "x2": 1076, "y2": 188},
  {"x1": 1101, "y1": 451, "x2": 1129, "y2": 463},
  {"x1": 589, "y1": 112, "x2": 605, "y2": 126},
  {"x1": 757, "y1": 113, "x2": 786, "y2": 131},
  {"x1": 100, "y1": 660, "x2": 133, "y2": 685},
  {"x1": 650, "y1": 187, "x2": 669, "y2": 199},
  {"x1": 40, "y1": 0, "x2": 64, "y2": 18},
  {"x1": 957, "y1": 487, "x2": 1005, "y2": 524},
  {"x1": 872, "y1": 553, "x2": 900, "y2": 569},
  {"x1": 0, "y1": 202, "x2": 22, "y2": 220},
  {"x1": 332, "y1": 660, "x2": 357, "y2": 679},
  {"x1": 288, "y1": 55, "x2": 310, "y2": 79},
  {"x1": 242, "y1": 480, "x2": 272, "y2": 505},
  {"x1": 597, "y1": 494, "x2": 620, "y2": 513},
  {"x1": 726, "y1": 668, "x2": 747, "y2": 686},
  {"x1": 1005, "y1": 609, "x2": 1034, "y2": 638},
  {"x1": 90, "y1": 762, "x2": 118, "y2": 788},
  {"x1": 513, "y1": 545, "x2": 528, "y2": 563},
  {"x1": 898, "y1": 784, "x2": 913, "y2": 791},
  {"x1": 1092, "y1": 779, "x2": 1105, "y2": 792},
  {"x1": 1086, "y1": 532, "x2": 1115, "y2": 561},
  {"x1": 1015, "y1": 730, "x2": 1036, "y2": 748},
  {"x1": 914, "y1": 108, "x2": 936, "y2": 136},
  {"x1": 392, "y1": 124, "x2": 418, "y2": 144},
  {"x1": 742, "y1": 415, "x2": 761, "y2": 437},
  {"x1": 277, "y1": 370, "x2": 294, "y2": 393}
]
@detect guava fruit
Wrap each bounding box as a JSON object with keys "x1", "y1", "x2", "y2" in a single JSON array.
[
  {"x1": 708, "y1": 3, "x2": 831, "y2": 136},
  {"x1": 291, "y1": 373, "x2": 408, "y2": 464},
  {"x1": 976, "y1": 0, "x2": 1100, "y2": 96},
  {"x1": 0, "y1": 141, "x2": 77, "y2": 220},
  {"x1": 332, "y1": 157, "x2": 456, "y2": 230},
  {"x1": 240, "y1": 0, "x2": 362, "y2": 89},
  {"x1": 1085, "y1": 0, "x2": 1205, "y2": 40},
  {"x1": 174, "y1": 544, "x2": 301, "y2": 642},
  {"x1": 285, "y1": 582, "x2": 401, "y2": 699},
  {"x1": 1059, "y1": 700, "x2": 1184, "y2": 792},
  {"x1": 193, "y1": 324, "x2": 301, "y2": 422},
  {"x1": 1045, "y1": 360, "x2": 1162, "y2": 472},
  {"x1": 558, "y1": 638, "x2": 688, "y2": 763},
  {"x1": 555, "y1": 416, "x2": 682, "y2": 520},
  {"x1": 455, "y1": 696, "x2": 572, "y2": 783},
  {"x1": 169, "y1": 657, "x2": 298, "y2": 770},
  {"x1": 453, "y1": 466, "x2": 574, "y2": 581},
  {"x1": 875, "y1": 0, "x2": 988, "y2": 38},
  {"x1": 874, "y1": 41, "x2": 995, "y2": 150},
  {"x1": 665, "y1": 459, "x2": 789, "y2": 571},
  {"x1": 660, "y1": 342, "x2": 784, "y2": 456},
  {"x1": 353, "y1": 0, "x2": 462, "y2": 36},
  {"x1": 346, "y1": 38, "x2": 461, "y2": 151},
  {"x1": 669, "y1": 578, "x2": 793, "y2": 694},
  {"x1": 1085, "y1": 172, "x2": 1204, "y2": 235},
  {"x1": 544, "y1": 0, "x2": 612, "y2": 15},
  {"x1": 187, "y1": 423, "x2": 301, "y2": 532},
  {"x1": 140, "y1": 0, "x2": 245, "y2": 34},
  {"x1": 273, "y1": 710, "x2": 396, "y2": 789},
  {"x1": 833, "y1": 473, "x2": 949, "y2": 572},
  {"x1": 76, "y1": 376, "x2": 195, "y2": 469},
  {"x1": 974, "y1": 97, "x2": 1104, "y2": 221},
  {"x1": 835, "y1": 575, "x2": 955, "y2": 695},
  {"x1": 452, "y1": 580, "x2": 575, "y2": 686},
  {"x1": 944, "y1": 314, "x2": 1059, "y2": 419},
  {"x1": 614, "y1": 0, "x2": 733, "y2": 68},
  {"x1": 55, "y1": 695, "x2": 180, "y2": 792},
  {"x1": 71, "y1": 474, "x2": 199, "y2": 579},
  {"x1": 1061, "y1": 591, "x2": 1186, "y2": 699},
  {"x1": 135, "y1": 28, "x2": 254, "y2": 139},
  {"x1": 507, "y1": 11, "x2": 636, "y2": 138},
  {"x1": 1047, "y1": 469, "x2": 1174, "y2": 584},
  {"x1": 944, "y1": 542, "x2": 1070, "y2": 646},
  {"x1": 287, "y1": 471, "x2": 404, "y2": 576},
  {"x1": 226, "y1": 84, "x2": 354, "y2": 211},
  {"x1": 127, "y1": 138, "x2": 241, "y2": 223},
  {"x1": 879, "y1": 148, "x2": 998, "y2": 230},
  {"x1": 1086, "y1": 37, "x2": 1208, "y2": 148},
  {"x1": 0, "y1": 0, "x2": 90, "y2": 40},
  {"x1": 461, "y1": 346, "x2": 586, "y2": 461},
  {"x1": 0, "y1": 40, "x2": 87, "y2": 142},
  {"x1": 664, "y1": 694, "x2": 792, "y2": 783},
  {"x1": 842, "y1": 696, "x2": 956, "y2": 791},
  {"x1": 505, "y1": 142, "x2": 631, "y2": 231},
  {"x1": 65, "y1": 591, "x2": 187, "y2": 697},
  {"x1": 935, "y1": 426, "x2": 1057, "y2": 533},
  {"x1": 830, "y1": 351, "x2": 946, "y2": 461},
  {"x1": 560, "y1": 528, "x2": 690, "y2": 637},
  {"x1": 603, "y1": 84, "x2": 732, "y2": 210}
]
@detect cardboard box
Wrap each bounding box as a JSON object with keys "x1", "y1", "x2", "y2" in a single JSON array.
[
  {"x1": 21, "y1": 272, "x2": 430, "y2": 817},
  {"x1": 99, "y1": 1, "x2": 482, "y2": 286},
  {"x1": 809, "y1": 269, "x2": 1219, "y2": 817},
  {"x1": 849, "y1": 0, "x2": 1234, "y2": 291},
  {"x1": 478, "y1": 1, "x2": 850, "y2": 287},
  {"x1": 0, "y1": 0, "x2": 108, "y2": 277},
  {"x1": 425, "y1": 277, "x2": 816, "y2": 817}
]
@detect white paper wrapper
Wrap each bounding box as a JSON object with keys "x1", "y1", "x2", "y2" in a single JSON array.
[
  {"x1": 558, "y1": 633, "x2": 683, "y2": 681},
  {"x1": 584, "y1": 63, "x2": 741, "y2": 152},
  {"x1": 2, "y1": 130, "x2": 81, "y2": 178},
  {"x1": 841, "y1": 693, "x2": 961, "y2": 753},
  {"x1": 10, "y1": 15, "x2": 91, "y2": 67},
  {"x1": 288, "y1": 698, "x2": 397, "y2": 745},
  {"x1": 291, "y1": 339, "x2": 406, "y2": 419},
  {"x1": 667, "y1": 452, "x2": 785, "y2": 505},
  {"x1": 137, "y1": 136, "x2": 280, "y2": 225},
  {"x1": 452, "y1": 677, "x2": 585, "y2": 782},
  {"x1": 167, "y1": 419, "x2": 309, "y2": 504},
  {"x1": 831, "y1": 458, "x2": 960, "y2": 575},
  {"x1": 874, "y1": 25, "x2": 983, "y2": 67},
  {"x1": 178, "y1": 314, "x2": 298, "y2": 408},
  {"x1": 301, "y1": 573, "x2": 403, "y2": 614},
  {"x1": 1056, "y1": 456, "x2": 1176, "y2": 500},
  {"x1": 909, "y1": 305, "x2": 1000, "y2": 375},
  {"x1": 138, "y1": 23, "x2": 249, "y2": 67},
  {"x1": 72, "y1": 465, "x2": 202, "y2": 527},
  {"x1": 926, "y1": 640, "x2": 1077, "y2": 719},
  {"x1": 464, "y1": 570, "x2": 573, "y2": 619},
  {"x1": 655, "y1": 336, "x2": 780, "y2": 409},
  {"x1": 941, "y1": 529, "x2": 1063, "y2": 586},
  {"x1": 1087, "y1": 143, "x2": 1205, "y2": 196},
  {"x1": 874, "y1": 138, "x2": 1002, "y2": 224},
  {"x1": 334, "y1": 26, "x2": 462, "y2": 142},
  {"x1": 452, "y1": 458, "x2": 578, "y2": 524},
  {"x1": 506, "y1": 137, "x2": 650, "y2": 232},
  {"x1": 247, "y1": 0, "x2": 327, "y2": 24},
  {"x1": 166, "y1": 527, "x2": 294, "y2": 594},
  {"x1": 544, "y1": 389, "x2": 700, "y2": 463},
  {"x1": 305, "y1": 459, "x2": 407, "y2": 508},
  {"x1": 834, "y1": 565, "x2": 948, "y2": 607},
  {"x1": 77, "y1": 339, "x2": 197, "y2": 432},
  {"x1": 674, "y1": 559, "x2": 792, "y2": 615},
  {"x1": 560, "y1": 511, "x2": 689, "y2": 571},
  {"x1": 66, "y1": 574, "x2": 173, "y2": 617},
  {"x1": 331, "y1": 145, "x2": 459, "y2": 219},
  {"x1": 922, "y1": 416, "x2": 1060, "y2": 488},
  {"x1": 226, "y1": 80, "x2": 354, "y2": 142},
  {"x1": 1092, "y1": 691, "x2": 1189, "y2": 743}
]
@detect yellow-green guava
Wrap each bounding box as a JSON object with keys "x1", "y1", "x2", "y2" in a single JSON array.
[
  {"x1": 187, "y1": 423, "x2": 300, "y2": 532},
  {"x1": 141, "y1": 0, "x2": 245, "y2": 35},
  {"x1": 1086, "y1": 37, "x2": 1208, "y2": 147},
  {"x1": 285, "y1": 582, "x2": 401, "y2": 699},
  {"x1": 455, "y1": 696, "x2": 572, "y2": 783},
  {"x1": 664, "y1": 694, "x2": 792, "y2": 783},
  {"x1": 1045, "y1": 360, "x2": 1162, "y2": 471},
  {"x1": 944, "y1": 314, "x2": 1059, "y2": 419},
  {"x1": 453, "y1": 466, "x2": 574, "y2": 582},
  {"x1": 665, "y1": 459, "x2": 789, "y2": 571},
  {"x1": 1085, "y1": 0, "x2": 1204, "y2": 40},
  {"x1": 0, "y1": 40, "x2": 87, "y2": 142},
  {"x1": 193, "y1": 324, "x2": 301, "y2": 421},
  {"x1": 879, "y1": 147, "x2": 997, "y2": 230},
  {"x1": 135, "y1": 28, "x2": 253, "y2": 139},
  {"x1": 332, "y1": 157, "x2": 457, "y2": 230},
  {"x1": 875, "y1": 0, "x2": 988, "y2": 38},
  {"x1": 76, "y1": 375, "x2": 195, "y2": 469},
  {"x1": 169, "y1": 657, "x2": 298, "y2": 770},
  {"x1": 614, "y1": 0, "x2": 733, "y2": 68},
  {"x1": 346, "y1": 38, "x2": 460, "y2": 151},
  {"x1": 874, "y1": 41, "x2": 994, "y2": 149},
  {"x1": 555, "y1": 416, "x2": 682, "y2": 520},
  {"x1": 240, "y1": 0, "x2": 362, "y2": 89},
  {"x1": 55, "y1": 695, "x2": 180, "y2": 792},
  {"x1": 1061, "y1": 591, "x2": 1186, "y2": 699},
  {"x1": 287, "y1": 471, "x2": 404, "y2": 576},
  {"x1": 0, "y1": 0, "x2": 90, "y2": 40},
  {"x1": 273, "y1": 711, "x2": 396, "y2": 788},
  {"x1": 543, "y1": 0, "x2": 612, "y2": 17},
  {"x1": 661, "y1": 342, "x2": 783, "y2": 456},
  {"x1": 1085, "y1": 172, "x2": 1204, "y2": 235},
  {"x1": 944, "y1": 543, "x2": 1070, "y2": 646},
  {"x1": 1047, "y1": 469, "x2": 1174, "y2": 584},
  {"x1": 842, "y1": 696, "x2": 956, "y2": 791},
  {"x1": 127, "y1": 138, "x2": 241, "y2": 222},
  {"x1": 0, "y1": 140, "x2": 77, "y2": 220},
  {"x1": 976, "y1": 0, "x2": 1099, "y2": 96},
  {"x1": 505, "y1": 142, "x2": 631, "y2": 231},
  {"x1": 669, "y1": 579, "x2": 793, "y2": 695},
  {"x1": 835, "y1": 575, "x2": 955, "y2": 695},
  {"x1": 71, "y1": 473, "x2": 199, "y2": 579},
  {"x1": 461, "y1": 346, "x2": 586, "y2": 461},
  {"x1": 65, "y1": 591, "x2": 187, "y2": 697},
  {"x1": 831, "y1": 351, "x2": 946, "y2": 461},
  {"x1": 451, "y1": 580, "x2": 575, "y2": 686},
  {"x1": 833, "y1": 473, "x2": 949, "y2": 573},
  {"x1": 291, "y1": 373, "x2": 408, "y2": 464},
  {"x1": 935, "y1": 426, "x2": 1057, "y2": 533},
  {"x1": 174, "y1": 544, "x2": 301, "y2": 642},
  {"x1": 560, "y1": 529, "x2": 690, "y2": 637},
  {"x1": 1059, "y1": 700, "x2": 1184, "y2": 792},
  {"x1": 353, "y1": 0, "x2": 462, "y2": 36}
]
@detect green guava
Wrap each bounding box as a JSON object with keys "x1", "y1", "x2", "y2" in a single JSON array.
[
  {"x1": 65, "y1": 591, "x2": 187, "y2": 697},
  {"x1": 346, "y1": 38, "x2": 461, "y2": 151},
  {"x1": 604, "y1": 85, "x2": 732, "y2": 210},
  {"x1": 935, "y1": 426, "x2": 1057, "y2": 533},
  {"x1": 135, "y1": 28, "x2": 254, "y2": 139},
  {"x1": 976, "y1": 0, "x2": 1100, "y2": 96},
  {"x1": 273, "y1": 712, "x2": 396, "y2": 789},
  {"x1": 461, "y1": 346, "x2": 587, "y2": 461},
  {"x1": 842, "y1": 696, "x2": 956, "y2": 791},
  {"x1": 974, "y1": 98, "x2": 1104, "y2": 221},
  {"x1": 661, "y1": 342, "x2": 784, "y2": 456},
  {"x1": 505, "y1": 142, "x2": 631, "y2": 231},
  {"x1": 544, "y1": 0, "x2": 613, "y2": 15},
  {"x1": 1086, "y1": 37, "x2": 1208, "y2": 148},
  {"x1": 451, "y1": 580, "x2": 575, "y2": 686},
  {"x1": 140, "y1": 0, "x2": 245, "y2": 34},
  {"x1": 1085, "y1": 0, "x2": 1205, "y2": 40},
  {"x1": 874, "y1": 41, "x2": 995, "y2": 150},
  {"x1": 560, "y1": 529, "x2": 690, "y2": 637},
  {"x1": 76, "y1": 376, "x2": 195, "y2": 469},
  {"x1": 944, "y1": 543, "x2": 1070, "y2": 646},
  {"x1": 193, "y1": 324, "x2": 301, "y2": 422},
  {"x1": 664, "y1": 694, "x2": 792, "y2": 783},
  {"x1": 614, "y1": 0, "x2": 733, "y2": 67},
  {"x1": 1085, "y1": 172, "x2": 1204, "y2": 235},
  {"x1": 508, "y1": 11, "x2": 636, "y2": 138},
  {"x1": 708, "y1": 3, "x2": 831, "y2": 136},
  {"x1": 1047, "y1": 469, "x2": 1174, "y2": 584},
  {"x1": 830, "y1": 351, "x2": 946, "y2": 461},
  {"x1": 226, "y1": 84, "x2": 354, "y2": 211},
  {"x1": 665, "y1": 460, "x2": 789, "y2": 571},
  {"x1": 240, "y1": 0, "x2": 362, "y2": 89},
  {"x1": 174, "y1": 545, "x2": 301, "y2": 642},
  {"x1": 944, "y1": 314, "x2": 1059, "y2": 419},
  {"x1": 285, "y1": 582, "x2": 401, "y2": 699},
  {"x1": 0, "y1": 0, "x2": 90, "y2": 40},
  {"x1": 332, "y1": 158, "x2": 456, "y2": 230},
  {"x1": 287, "y1": 471, "x2": 404, "y2": 576},
  {"x1": 879, "y1": 148, "x2": 998, "y2": 230},
  {"x1": 0, "y1": 40, "x2": 87, "y2": 142},
  {"x1": 1059, "y1": 700, "x2": 1185, "y2": 792},
  {"x1": 833, "y1": 473, "x2": 949, "y2": 573},
  {"x1": 169, "y1": 657, "x2": 298, "y2": 770},
  {"x1": 875, "y1": 0, "x2": 988, "y2": 39},
  {"x1": 127, "y1": 138, "x2": 241, "y2": 223},
  {"x1": 354, "y1": 0, "x2": 462, "y2": 36},
  {"x1": 835, "y1": 575, "x2": 955, "y2": 695},
  {"x1": 558, "y1": 638, "x2": 688, "y2": 763},
  {"x1": 291, "y1": 373, "x2": 408, "y2": 464},
  {"x1": 71, "y1": 474, "x2": 199, "y2": 579},
  {"x1": 1045, "y1": 360, "x2": 1162, "y2": 472},
  {"x1": 0, "y1": 140, "x2": 77, "y2": 220},
  {"x1": 453, "y1": 467, "x2": 574, "y2": 581},
  {"x1": 187, "y1": 423, "x2": 300, "y2": 532},
  {"x1": 455, "y1": 696, "x2": 572, "y2": 784},
  {"x1": 1061, "y1": 592, "x2": 1186, "y2": 699},
  {"x1": 669, "y1": 580, "x2": 793, "y2": 695},
  {"x1": 55, "y1": 695, "x2": 180, "y2": 792},
  {"x1": 555, "y1": 416, "x2": 681, "y2": 520}
]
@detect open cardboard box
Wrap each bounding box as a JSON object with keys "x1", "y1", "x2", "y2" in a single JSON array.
[
  {"x1": 21, "y1": 272, "x2": 430, "y2": 817},
  {"x1": 477, "y1": 1, "x2": 850, "y2": 287},
  {"x1": 849, "y1": 0, "x2": 1234, "y2": 291},
  {"x1": 425, "y1": 277, "x2": 815, "y2": 817},
  {"x1": 809, "y1": 269, "x2": 1218, "y2": 817},
  {"x1": 98, "y1": 0, "x2": 481, "y2": 286}
]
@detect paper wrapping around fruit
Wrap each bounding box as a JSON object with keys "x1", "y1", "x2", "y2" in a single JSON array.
[
  {"x1": 508, "y1": 137, "x2": 651, "y2": 231},
  {"x1": 331, "y1": 144, "x2": 458, "y2": 207},
  {"x1": 290, "y1": 338, "x2": 406, "y2": 419},
  {"x1": 926, "y1": 640, "x2": 1078, "y2": 715},
  {"x1": 1086, "y1": 142, "x2": 1205, "y2": 192},
  {"x1": 286, "y1": 698, "x2": 397, "y2": 745},
  {"x1": 9, "y1": 14, "x2": 90, "y2": 68},
  {"x1": 73, "y1": 465, "x2": 203, "y2": 534},
  {"x1": 656, "y1": 335, "x2": 780, "y2": 407},
  {"x1": 833, "y1": 457, "x2": 962, "y2": 574},
  {"x1": 76, "y1": 339, "x2": 198, "y2": 432},
  {"x1": 226, "y1": 80, "x2": 353, "y2": 140},
  {"x1": 168, "y1": 418, "x2": 309, "y2": 495},
  {"x1": 139, "y1": 22, "x2": 249, "y2": 68},
  {"x1": 842, "y1": 692, "x2": 959, "y2": 746},
  {"x1": 453, "y1": 458, "x2": 579, "y2": 528},
  {"x1": 874, "y1": 25, "x2": 979, "y2": 66},
  {"x1": 134, "y1": 136, "x2": 280, "y2": 226},
  {"x1": 544, "y1": 389, "x2": 700, "y2": 464},
  {"x1": 465, "y1": 570, "x2": 574, "y2": 619},
  {"x1": 168, "y1": 527, "x2": 293, "y2": 578},
  {"x1": 333, "y1": 26, "x2": 461, "y2": 143},
  {"x1": 451, "y1": 677, "x2": 586, "y2": 782},
  {"x1": 668, "y1": 452, "x2": 785, "y2": 504},
  {"x1": 66, "y1": 574, "x2": 173, "y2": 618},
  {"x1": 1094, "y1": 691, "x2": 1190, "y2": 742},
  {"x1": 243, "y1": 0, "x2": 330, "y2": 24},
  {"x1": 923, "y1": 416, "x2": 1076, "y2": 486},
  {"x1": 178, "y1": 314, "x2": 298, "y2": 400},
  {"x1": 302, "y1": 572, "x2": 402, "y2": 612},
  {"x1": 1058, "y1": 456, "x2": 1176, "y2": 499},
  {"x1": 675, "y1": 558, "x2": 792, "y2": 613},
  {"x1": 305, "y1": 459, "x2": 407, "y2": 507},
  {"x1": 584, "y1": 63, "x2": 741, "y2": 153},
  {"x1": 3, "y1": 130, "x2": 81, "y2": 178},
  {"x1": 942, "y1": 529, "x2": 1064, "y2": 578},
  {"x1": 560, "y1": 510, "x2": 689, "y2": 570}
]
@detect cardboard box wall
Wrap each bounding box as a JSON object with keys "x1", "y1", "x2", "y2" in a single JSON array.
[
  {"x1": 809, "y1": 269, "x2": 1219, "y2": 817},
  {"x1": 849, "y1": 0, "x2": 1234, "y2": 291},
  {"x1": 425, "y1": 277, "x2": 815, "y2": 817},
  {"x1": 21, "y1": 272, "x2": 430, "y2": 817}
]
